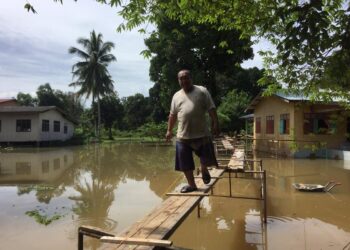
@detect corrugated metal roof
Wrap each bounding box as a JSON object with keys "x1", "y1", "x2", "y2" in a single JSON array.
[
  {"x1": 240, "y1": 114, "x2": 254, "y2": 119},
  {"x1": 274, "y1": 92, "x2": 309, "y2": 101},
  {"x1": 245, "y1": 90, "x2": 310, "y2": 111}
]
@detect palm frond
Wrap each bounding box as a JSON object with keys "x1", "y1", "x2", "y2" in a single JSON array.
[
  {"x1": 99, "y1": 54, "x2": 117, "y2": 63},
  {"x1": 69, "y1": 47, "x2": 89, "y2": 59},
  {"x1": 77, "y1": 38, "x2": 91, "y2": 49},
  {"x1": 98, "y1": 42, "x2": 115, "y2": 56}
]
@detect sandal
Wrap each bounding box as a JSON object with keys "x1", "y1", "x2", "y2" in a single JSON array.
[
  {"x1": 202, "y1": 171, "x2": 211, "y2": 184},
  {"x1": 180, "y1": 185, "x2": 198, "y2": 193}
]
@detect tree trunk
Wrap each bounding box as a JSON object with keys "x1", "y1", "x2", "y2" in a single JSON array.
[
  {"x1": 108, "y1": 127, "x2": 113, "y2": 140},
  {"x1": 97, "y1": 97, "x2": 101, "y2": 140},
  {"x1": 92, "y1": 97, "x2": 97, "y2": 139}
]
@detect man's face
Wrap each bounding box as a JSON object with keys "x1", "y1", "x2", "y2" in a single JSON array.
[{"x1": 178, "y1": 71, "x2": 192, "y2": 92}]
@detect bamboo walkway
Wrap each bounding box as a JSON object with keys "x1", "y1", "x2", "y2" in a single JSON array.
[
  {"x1": 79, "y1": 168, "x2": 226, "y2": 250},
  {"x1": 78, "y1": 137, "x2": 266, "y2": 250}
]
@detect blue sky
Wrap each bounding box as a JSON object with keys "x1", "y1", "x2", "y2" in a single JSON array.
[{"x1": 0, "y1": 0, "x2": 263, "y2": 100}]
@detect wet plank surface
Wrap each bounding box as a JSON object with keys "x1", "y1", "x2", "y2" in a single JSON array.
[
  {"x1": 103, "y1": 168, "x2": 225, "y2": 250},
  {"x1": 228, "y1": 149, "x2": 245, "y2": 171}
]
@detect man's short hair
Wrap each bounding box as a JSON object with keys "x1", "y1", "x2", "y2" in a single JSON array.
[{"x1": 178, "y1": 69, "x2": 191, "y2": 78}]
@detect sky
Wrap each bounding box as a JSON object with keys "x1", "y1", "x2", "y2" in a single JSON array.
[{"x1": 0, "y1": 0, "x2": 264, "y2": 101}]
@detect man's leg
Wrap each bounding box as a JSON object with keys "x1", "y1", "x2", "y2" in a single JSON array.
[
  {"x1": 175, "y1": 141, "x2": 197, "y2": 189},
  {"x1": 200, "y1": 163, "x2": 210, "y2": 176},
  {"x1": 184, "y1": 170, "x2": 197, "y2": 188},
  {"x1": 196, "y1": 137, "x2": 218, "y2": 184}
]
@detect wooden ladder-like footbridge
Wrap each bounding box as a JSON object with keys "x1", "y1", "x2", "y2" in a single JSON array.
[{"x1": 78, "y1": 136, "x2": 267, "y2": 250}]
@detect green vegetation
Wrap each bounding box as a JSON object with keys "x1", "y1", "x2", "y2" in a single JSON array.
[
  {"x1": 114, "y1": 0, "x2": 350, "y2": 102},
  {"x1": 217, "y1": 90, "x2": 251, "y2": 132},
  {"x1": 32, "y1": 1, "x2": 350, "y2": 137},
  {"x1": 25, "y1": 210, "x2": 63, "y2": 226},
  {"x1": 69, "y1": 30, "x2": 116, "y2": 140}
]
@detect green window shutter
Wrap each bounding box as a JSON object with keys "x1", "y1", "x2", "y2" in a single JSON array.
[{"x1": 279, "y1": 120, "x2": 284, "y2": 134}]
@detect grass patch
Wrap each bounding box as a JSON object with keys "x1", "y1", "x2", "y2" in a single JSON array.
[{"x1": 25, "y1": 209, "x2": 63, "y2": 226}]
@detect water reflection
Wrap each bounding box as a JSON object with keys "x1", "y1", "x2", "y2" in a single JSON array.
[
  {"x1": 171, "y1": 158, "x2": 350, "y2": 250},
  {"x1": 1, "y1": 146, "x2": 350, "y2": 250},
  {"x1": 0, "y1": 144, "x2": 181, "y2": 250},
  {"x1": 0, "y1": 148, "x2": 74, "y2": 184}
]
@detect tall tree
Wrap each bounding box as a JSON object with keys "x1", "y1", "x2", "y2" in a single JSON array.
[
  {"x1": 93, "y1": 93, "x2": 124, "y2": 139},
  {"x1": 69, "y1": 30, "x2": 116, "y2": 139},
  {"x1": 217, "y1": 90, "x2": 251, "y2": 132},
  {"x1": 148, "y1": 82, "x2": 167, "y2": 123},
  {"x1": 121, "y1": 93, "x2": 151, "y2": 130},
  {"x1": 143, "y1": 16, "x2": 253, "y2": 113},
  {"x1": 36, "y1": 83, "x2": 84, "y2": 120},
  {"x1": 16, "y1": 92, "x2": 37, "y2": 106},
  {"x1": 25, "y1": 1, "x2": 350, "y2": 100},
  {"x1": 116, "y1": 0, "x2": 350, "y2": 101},
  {"x1": 36, "y1": 83, "x2": 63, "y2": 108}
]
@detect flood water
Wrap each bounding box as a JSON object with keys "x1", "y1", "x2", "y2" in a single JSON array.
[{"x1": 0, "y1": 143, "x2": 349, "y2": 250}]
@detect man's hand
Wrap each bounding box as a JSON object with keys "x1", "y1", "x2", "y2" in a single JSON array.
[
  {"x1": 166, "y1": 113, "x2": 177, "y2": 141},
  {"x1": 165, "y1": 130, "x2": 173, "y2": 141},
  {"x1": 208, "y1": 108, "x2": 220, "y2": 137},
  {"x1": 212, "y1": 123, "x2": 220, "y2": 137}
]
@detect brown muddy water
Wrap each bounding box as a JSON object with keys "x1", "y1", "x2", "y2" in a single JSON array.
[{"x1": 0, "y1": 144, "x2": 349, "y2": 250}]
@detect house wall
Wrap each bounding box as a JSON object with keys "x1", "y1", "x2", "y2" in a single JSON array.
[
  {"x1": 0, "y1": 149, "x2": 74, "y2": 183},
  {"x1": 253, "y1": 97, "x2": 348, "y2": 157},
  {"x1": 38, "y1": 110, "x2": 74, "y2": 141},
  {"x1": 293, "y1": 103, "x2": 347, "y2": 149},
  {"x1": 0, "y1": 113, "x2": 40, "y2": 142},
  {"x1": 253, "y1": 96, "x2": 294, "y2": 156},
  {"x1": 0, "y1": 109, "x2": 74, "y2": 142}
]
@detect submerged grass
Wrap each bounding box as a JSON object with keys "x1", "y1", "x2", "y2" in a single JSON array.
[{"x1": 25, "y1": 210, "x2": 63, "y2": 226}]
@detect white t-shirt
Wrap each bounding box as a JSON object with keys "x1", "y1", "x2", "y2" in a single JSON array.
[{"x1": 170, "y1": 85, "x2": 216, "y2": 139}]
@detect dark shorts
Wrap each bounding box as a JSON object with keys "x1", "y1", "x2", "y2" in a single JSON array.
[{"x1": 175, "y1": 137, "x2": 218, "y2": 172}]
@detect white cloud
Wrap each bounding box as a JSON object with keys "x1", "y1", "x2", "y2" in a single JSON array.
[
  {"x1": 0, "y1": 0, "x2": 264, "y2": 101},
  {"x1": 0, "y1": 0, "x2": 151, "y2": 99}
]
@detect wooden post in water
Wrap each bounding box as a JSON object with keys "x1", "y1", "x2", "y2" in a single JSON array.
[
  {"x1": 78, "y1": 229, "x2": 84, "y2": 250},
  {"x1": 263, "y1": 170, "x2": 267, "y2": 223},
  {"x1": 229, "y1": 171, "x2": 232, "y2": 197}
]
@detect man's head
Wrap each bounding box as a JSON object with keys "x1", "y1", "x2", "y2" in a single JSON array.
[{"x1": 177, "y1": 70, "x2": 193, "y2": 93}]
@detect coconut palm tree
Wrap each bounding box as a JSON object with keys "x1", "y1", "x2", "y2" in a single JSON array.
[{"x1": 69, "y1": 30, "x2": 116, "y2": 139}]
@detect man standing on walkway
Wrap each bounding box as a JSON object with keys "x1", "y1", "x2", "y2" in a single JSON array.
[{"x1": 166, "y1": 69, "x2": 219, "y2": 193}]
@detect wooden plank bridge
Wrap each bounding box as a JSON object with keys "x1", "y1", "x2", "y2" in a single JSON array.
[{"x1": 78, "y1": 137, "x2": 267, "y2": 250}]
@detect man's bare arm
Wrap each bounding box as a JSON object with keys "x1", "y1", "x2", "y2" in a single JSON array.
[
  {"x1": 165, "y1": 113, "x2": 177, "y2": 141},
  {"x1": 208, "y1": 108, "x2": 219, "y2": 137}
]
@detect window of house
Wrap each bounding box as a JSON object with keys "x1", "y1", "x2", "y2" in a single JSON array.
[
  {"x1": 304, "y1": 113, "x2": 336, "y2": 134},
  {"x1": 63, "y1": 155, "x2": 68, "y2": 166},
  {"x1": 42, "y1": 161, "x2": 49, "y2": 174},
  {"x1": 266, "y1": 115, "x2": 274, "y2": 134},
  {"x1": 255, "y1": 117, "x2": 261, "y2": 133},
  {"x1": 54, "y1": 121, "x2": 60, "y2": 132},
  {"x1": 42, "y1": 120, "x2": 49, "y2": 132},
  {"x1": 16, "y1": 162, "x2": 31, "y2": 175},
  {"x1": 279, "y1": 113, "x2": 290, "y2": 134},
  {"x1": 64, "y1": 124, "x2": 68, "y2": 134},
  {"x1": 53, "y1": 158, "x2": 60, "y2": 170},
  {"x1": 16, "y1": 119, "x2": 31, "y2": 132}
]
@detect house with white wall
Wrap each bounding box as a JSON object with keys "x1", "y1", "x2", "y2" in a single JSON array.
[{"x1": 0, "y1": 106, "x2": 76, "y2": 144}]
